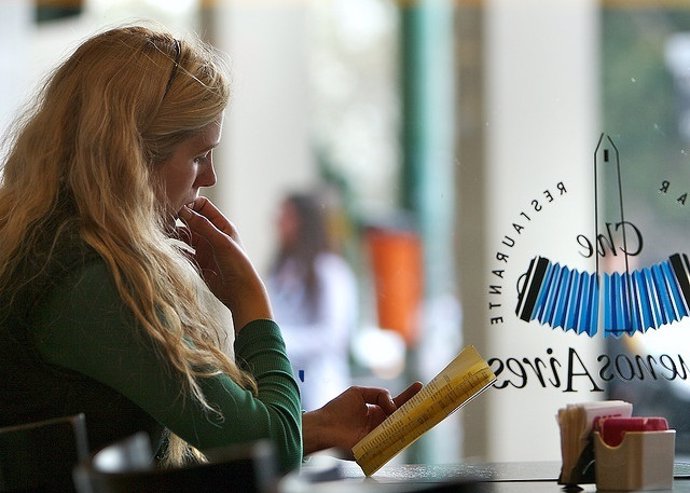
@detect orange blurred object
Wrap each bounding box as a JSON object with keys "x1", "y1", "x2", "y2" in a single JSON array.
[{"x1": 366, "y1": 228, "x2": 423, "y2": 347}]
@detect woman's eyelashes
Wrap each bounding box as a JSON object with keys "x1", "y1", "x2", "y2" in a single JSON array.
[{"x1": 194, "y1": 150, "x2": 212, "y2": 164}]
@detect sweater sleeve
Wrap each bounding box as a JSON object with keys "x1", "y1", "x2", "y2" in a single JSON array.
[{"x1": 30, "y1": 258, "x2": 303, "y2": 471}]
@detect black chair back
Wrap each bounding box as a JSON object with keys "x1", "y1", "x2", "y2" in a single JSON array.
[
  {"x1": 0, "y1": 414, "x2": 89, "y2": 493},
  {"x1": 73, "y1": 433, "x2": 278, "y2": 493}
]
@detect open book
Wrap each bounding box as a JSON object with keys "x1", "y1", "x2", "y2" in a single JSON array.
[{"x1": 352, "y1": 345, "x2": 496, "y2": 476}]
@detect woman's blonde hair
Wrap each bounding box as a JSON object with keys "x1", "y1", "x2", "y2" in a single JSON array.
[{"x1": 0, "y1": 25, "x2": 255, "y2": 464}]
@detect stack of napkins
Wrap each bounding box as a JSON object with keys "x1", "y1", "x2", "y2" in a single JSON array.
[{"x1": 557, "y1": 400, "x2": 633, "y2": 485}]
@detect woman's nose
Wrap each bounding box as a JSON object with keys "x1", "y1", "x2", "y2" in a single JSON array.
[{"x1": 197, "y1": 161, "x2": 217, "y2": 188}]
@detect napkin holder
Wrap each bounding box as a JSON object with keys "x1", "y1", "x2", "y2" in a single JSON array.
[{"x1": 594, "y1": 429, "x2": 675, "y2": 491}]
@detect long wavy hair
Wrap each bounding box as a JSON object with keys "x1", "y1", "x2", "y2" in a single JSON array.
[{"x1": 0, "y1": 25, "x2": 256, "y2": 464}]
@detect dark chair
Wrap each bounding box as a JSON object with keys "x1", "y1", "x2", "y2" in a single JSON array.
[
  {"x1": 73, "y1": 433, "x2": 278, "y2": 493},
  {"x1": 0, "y1": 413, "x2": 90, "y2": 493}
]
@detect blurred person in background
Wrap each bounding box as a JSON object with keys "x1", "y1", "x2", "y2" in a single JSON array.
[{"x1": 269, "y1": 191, "x2": 358, "y2": 410}]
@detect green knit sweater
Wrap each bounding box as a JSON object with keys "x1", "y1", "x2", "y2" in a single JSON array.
[{"x1": 0, "y1": 234, "x2": 302, "y2": 472}]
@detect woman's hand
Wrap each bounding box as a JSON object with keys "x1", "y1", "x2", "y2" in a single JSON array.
[
  {"x1": 178, "y1": 196, "x2": 272, "y2": 331},
  {"x1": 302, "y1": 382, "x2": 423, "y2": 458}
]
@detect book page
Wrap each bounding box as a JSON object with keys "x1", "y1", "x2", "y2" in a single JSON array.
[{"x1": 352, "y1": 345, "x2": 496, "y2": 476}]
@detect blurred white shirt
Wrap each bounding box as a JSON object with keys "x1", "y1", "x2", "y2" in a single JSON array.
[{"x1": 268, "y1": 253, "x2": 357, "y2": 410}]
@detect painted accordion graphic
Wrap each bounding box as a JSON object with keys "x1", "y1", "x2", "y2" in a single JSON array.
[{"x1": 515, "y1": 254, "x2": 690, "y2": 336}]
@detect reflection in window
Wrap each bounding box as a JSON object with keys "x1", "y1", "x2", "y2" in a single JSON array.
[{"x1": 602, "y1": 4, "x2": 690, "y2": 457}]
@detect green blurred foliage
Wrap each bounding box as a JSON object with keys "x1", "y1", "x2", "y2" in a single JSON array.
[{"x1": 602, "y1": 7, "x2": 690, "y2": 227}]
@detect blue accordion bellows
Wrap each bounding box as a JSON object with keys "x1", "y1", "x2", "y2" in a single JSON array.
[{"x1": 515, "y1": 254, "x2": 690, "y2": 336}]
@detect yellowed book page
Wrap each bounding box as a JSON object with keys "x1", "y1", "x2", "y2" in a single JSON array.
[{"x1": 352, "y1": 345, "x2": 496, "y2": 476}]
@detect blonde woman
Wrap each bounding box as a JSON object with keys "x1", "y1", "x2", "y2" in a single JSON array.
[{"x1": 0, "y1": 25, "x2": 420, "y2": 472}]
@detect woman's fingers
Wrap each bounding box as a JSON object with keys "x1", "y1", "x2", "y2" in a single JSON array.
[
  {"x1": 351, "y1": 381, "x2": 424, "y2": 416},
  {"x1": 189, "y1": 196, "x2": 239, "y2": 241},
  {"x1": 393, "y1": 381, "x2": 423, "y2": 408},
  {"x1": 179, "y1": 203, "x2": 238, "y2": 252},
  {"x1": 360, "y1": 387, "x2": 396, "y2": 414},
  {"x1": 180, "y1": 203, "x2": 221, "y2": 236}
]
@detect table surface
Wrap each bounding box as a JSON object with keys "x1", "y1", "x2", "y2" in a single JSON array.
[{"x1": 279, "y1": 458, "x2": 690, "y2": 493}]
